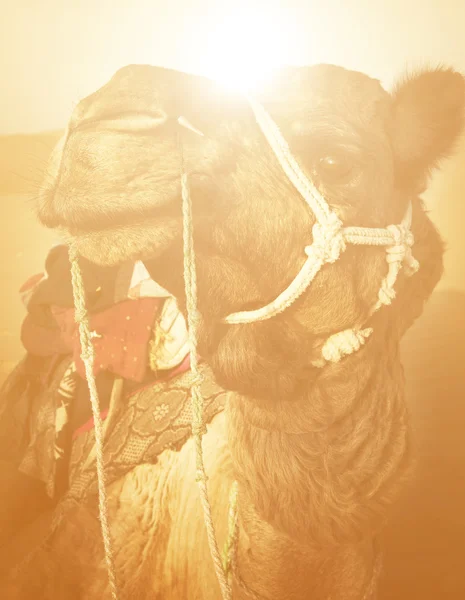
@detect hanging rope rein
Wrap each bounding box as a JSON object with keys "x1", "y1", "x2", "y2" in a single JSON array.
[
  {"x1": 69, "y1": 225, "x2": 237, "y2": 600},
  {"x1": 68, "y1": 245, "x2": 119, "y2": 600},
  {"x1": 66, "y1": 157, "x2": 239, "y2": 600},
  {"x1": 180, "y1": 143, "x2": 235, "y2": 600}
]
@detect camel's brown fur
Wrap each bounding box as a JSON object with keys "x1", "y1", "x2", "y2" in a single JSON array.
[{"x1": 5, "y1": 63, "x2": 465, "y2": 598}]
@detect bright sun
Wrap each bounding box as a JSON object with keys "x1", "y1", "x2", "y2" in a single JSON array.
[{"x1": 196, "y1": 9, "x2": 294, "y2": 93}]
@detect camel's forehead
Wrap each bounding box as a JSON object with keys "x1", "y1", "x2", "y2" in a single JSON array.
[
  {"x1": 260, "y1": 64, "x2": 390, "y2": 124},
  {"x1": 72, "y1": 63, "x2": 390, "y2": 133},
  {"x1": 289, "y1": 64, "x2": 386, "y2": 98},
  {"x1": 71, "y1": 64, "x2": 239, "y2": 125},
  {"x1": 106, "y1": 63, "x2": 387, "y2": 96}
]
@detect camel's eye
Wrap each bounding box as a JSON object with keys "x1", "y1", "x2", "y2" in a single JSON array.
[{"x1": 318, "y1": 155, "x2": 354, "y2": 182}]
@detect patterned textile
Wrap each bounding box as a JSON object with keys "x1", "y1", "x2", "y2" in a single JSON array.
[
  {"x1": 20, "y1": 247, "x2": 187, "y2": 382},
  {"x1": 50, "y1": 299, "x2": 161, "y2": 382},
  {"x1": 18, "y1": 357, "x2": 73, "y2": 498},
  {"x1": 0, "y1": 245, "x2": 223, "y2": 504},
  {"x1": 66, "y1": 363, "x2": 227, "y2": 503},
  {"x1": 12, "y1": 357, "x2": 225, "y2": 501},
  {"x1": 0, "y1": 356, "x2": 45, "y2": 465}
]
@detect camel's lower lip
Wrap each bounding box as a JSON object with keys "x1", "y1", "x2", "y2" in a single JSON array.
[
  {"x1": 66, "y1": 219, "x2": 142, "y2": 236},
  {"x1": 40, "y1": 171, "x2": 213, "y2": 234},
  {"x1": 40, "y1": 191, "x2": 179, "y2": 233}
]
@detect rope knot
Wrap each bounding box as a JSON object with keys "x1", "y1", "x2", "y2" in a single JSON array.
[
  {"x1": 386, "y1": 224, "x2": 419, "y2": 276},
  {"x1": 195, "y1": 469, "x2": 209, "y2": 484},
  {"x1": 192, "y1": 422, "x2": 208, "y2": 437},
  {"x1": 190, "y1": 373, "x2": 204, "y2": 389},
  {"x1": 74, "y1": 307, "x2": 87, "y2": 324},
  {"x1": 306, "y1": 213, "x2": 346, "y2": 264},
  {"x1": 321, "y1": 327, "x2": 373, "y2": 363},
  {"x1": 80, "y1": 345, "x2": 95, "y2": 362},
  {"x1": 378, "y1": 279, "x2": 397, "y2": 306}
]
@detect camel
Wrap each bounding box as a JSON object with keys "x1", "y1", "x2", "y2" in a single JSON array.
[{"x1": 0, "y1": 63, "x2": 464, "y2": 599}]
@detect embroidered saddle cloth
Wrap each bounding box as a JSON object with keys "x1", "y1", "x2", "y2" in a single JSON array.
[{"x1": 0, "y1": 245, "x2": 226, "y2": 504}]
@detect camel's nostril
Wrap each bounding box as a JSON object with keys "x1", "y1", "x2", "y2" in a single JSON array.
[
  {"x1": 38, "y1": 211, "x2": 59, "y2": 229},
  {"x1": 37, "y1": 198, "x2": 64, "y2": 229}
]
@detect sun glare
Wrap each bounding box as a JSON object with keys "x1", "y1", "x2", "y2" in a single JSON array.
[{"x1": 197, "y1": 10, "x2": 292, "y2": 93}]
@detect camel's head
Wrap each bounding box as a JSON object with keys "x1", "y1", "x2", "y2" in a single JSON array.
[{"x1": 37, "y1": 64, "x2": 465, "y2": 399}]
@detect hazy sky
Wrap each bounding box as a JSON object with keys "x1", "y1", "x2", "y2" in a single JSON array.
[{"x1": 2, "y1": 0, "x2": 465, "y2": 134}]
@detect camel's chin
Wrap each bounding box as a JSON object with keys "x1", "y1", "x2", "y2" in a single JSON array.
[{"x1": 63, "y1": 217, "x2": 181, "y2": 267}]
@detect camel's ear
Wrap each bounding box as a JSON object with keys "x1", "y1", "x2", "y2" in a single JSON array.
[{"x1": 390, "y1": 67, "x2": 465, "y2": 186}]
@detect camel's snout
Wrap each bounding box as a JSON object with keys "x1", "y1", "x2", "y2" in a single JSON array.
[{"x1": 70, "y1": 65, "x2": 224, "y2": 133}]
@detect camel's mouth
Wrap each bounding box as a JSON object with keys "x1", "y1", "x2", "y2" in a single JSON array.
[
  {"x1": 65, "y1": 215, "x2": 157, "y2": 237},
  {"x1": 38, "y1": 180, "x2": 179, "y2": 233},
  {"x1": 46, "y1": 189, "x2": 180, "y2": 233},
  {"x1": 40, "y1": 168, "x2": 215, "y2": 234}
]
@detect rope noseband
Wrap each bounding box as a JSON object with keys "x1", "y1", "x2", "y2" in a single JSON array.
[{"x1": 224, "y1": 96, "x2": 419, "y2": 365}]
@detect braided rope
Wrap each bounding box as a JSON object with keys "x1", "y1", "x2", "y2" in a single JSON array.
[
  {"x1": 321, "y1": 327, "x2": 373, "y2": 363},
  {"x1": 224, "y1": 252, "x2": 325, "y2": 324},
  {"x1": 180, "y1": 169, "x2": 233, "y2": 600},
  {"x1": 246, "y1": 95, "x2": 332, "y2": 224},
  {"x1": 68, "y1": 245, "x2": 119, "y2": 600},
  {"x1": 224, "y1": 98, "x2": 420, "y2": 368}
]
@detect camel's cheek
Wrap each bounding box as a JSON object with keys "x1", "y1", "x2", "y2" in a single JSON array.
[{"x1": 291, "y1": 251, "x2": 384, "y2": 338}]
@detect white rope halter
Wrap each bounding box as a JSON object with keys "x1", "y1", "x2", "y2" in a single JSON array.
[{"x1": 224, "y1": 96, "x2": 420, "y2": 365}]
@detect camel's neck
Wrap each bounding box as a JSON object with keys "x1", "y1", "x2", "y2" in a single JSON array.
[
  {"x1": 231, "y1": 500, "x2": 378, "y2": 599},
  {"x1": 226, "y1": 340, "x2": 411, "y2": 597}
]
